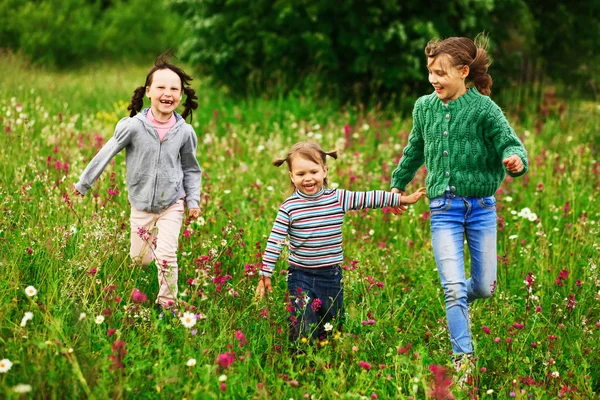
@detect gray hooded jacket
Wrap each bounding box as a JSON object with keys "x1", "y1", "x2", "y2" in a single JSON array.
[{"x1": 75, "y1": 109, "x2": 201, "y2": 213}]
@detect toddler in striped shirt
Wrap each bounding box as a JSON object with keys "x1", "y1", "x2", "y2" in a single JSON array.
[{"x1": 256, "y1": 141, "x2": 425, "y2": 342}]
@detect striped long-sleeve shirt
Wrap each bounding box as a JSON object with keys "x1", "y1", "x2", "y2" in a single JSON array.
[{"x1": 260, "y1": 188, "x2": 401, "y2": 277}]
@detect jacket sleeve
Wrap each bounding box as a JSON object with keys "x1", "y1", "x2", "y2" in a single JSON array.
[
  {"x1": 181, "y1": 125, "x2": 202, "y2": 209},
  {"x1": 486, "y1": 102, "x2": 529, "y2": 178},
  {"x1": 391, "y1": 98, "x2": 426, "y2": 190},
  {"x1": 74, "y1": 118, "x2": 132, "y2": 194},
  {"x1": 260, "y1": 205, "x2": 290, "y2": 278}
]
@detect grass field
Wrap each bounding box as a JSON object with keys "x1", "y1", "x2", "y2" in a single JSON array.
[{"x1": 0, "y1": 53, "x2": 599, "y2": 399}]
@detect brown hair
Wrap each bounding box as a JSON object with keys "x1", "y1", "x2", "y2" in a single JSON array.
[
  {"x1": 273, "y1": 142, "x2": 338, "y2": 191},
  {"x1": 424, "y1": 34, "x2": 492, "y2": 96},
  {"x1": 127, "y1": 51, "x2": 199, "y2": 121}
]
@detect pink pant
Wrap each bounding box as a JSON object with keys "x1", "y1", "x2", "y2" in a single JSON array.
[{"x1": 130, "y1": 200, "x2": 184, "y2": 307}]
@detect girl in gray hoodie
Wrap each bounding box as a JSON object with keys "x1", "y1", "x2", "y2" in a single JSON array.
[{"x1": 74, "y1": 53, "x2": 201, "y2": 314}]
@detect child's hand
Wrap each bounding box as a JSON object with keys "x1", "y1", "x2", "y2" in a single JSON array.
[
  {"x1": 255, "y1": 276, "x2": 272, "y2": 300},
  {"x1": 401, "y1": 187, "x2": 427, "y2": 204},
  {"x1": 390, "y1": 188, "x2": 407, "y2": 215},
  {"x1": 188, "y1": 208, "x2": 201, "y2": 219},
  {"x1": 72, "y1": 185, "x2": 84, "y2": 198},
  {"x1": 503, "y1": 155, "x2": 524, "y2": 173}
]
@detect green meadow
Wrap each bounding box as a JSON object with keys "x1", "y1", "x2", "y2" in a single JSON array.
[{"x1": 0, "y1": 53, "x2": 598, "y2": 399}]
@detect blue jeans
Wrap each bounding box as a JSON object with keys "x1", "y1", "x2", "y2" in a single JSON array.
[
  {"x1": 429, "y1": 192, "x2": 497, "y2": 355},
  {"x1": 286, "y1": 265, "x2": 344, "y2": 342}
]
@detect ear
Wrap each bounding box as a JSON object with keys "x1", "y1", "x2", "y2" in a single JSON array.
[
  {"x1": 323, "y1": 165, "x2": 328, "y2": 179},
  {"x1": 145, "y1": 86, "x2": 151, "y2": 98},
  {"x1": 461, "y1": 65, "x2": 470, "y2": 79},
  {"x1": 289, "y1": 170, "x2": 293, "y2": 182}
]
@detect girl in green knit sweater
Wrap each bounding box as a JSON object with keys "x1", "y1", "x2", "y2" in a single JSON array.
[{"x1": 390, "y1": 35, "x2": 528, "y2": 385}]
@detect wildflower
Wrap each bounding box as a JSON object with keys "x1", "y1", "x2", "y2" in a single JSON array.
[
  {"x1": 482, "y1": 325, "x2": 491, "y2": 334},
  {"x1": 359, "y1": 361, "x2": 372, "y2": 370},
  {"x1": 220, "y1": 383, "x2": 226, "y2": 391},
  {"x1": 216, "y1": 352, "x2": 235, "y2": 368},
  {"x1": 486, "y1": 389, "x2": 494, "y2": 394},
  {"x1": 311, "y1": 298, "x2": 322, "y2": 312},
  {"x1": 180, "y1": 312, "x2": 197, "y2": 328},
  {"x1": 235, "y1": 330, "x2": 248, "y2": 347},
  {"x1": 24, "y1": 286, "x2": 37, "y2": 297},
  {"x1": 95, "y1": 315, "x2": 105, "y2": 324},
  {"x1": 79, "y1": 313, "x2": 86, "y2": 321},
  {"x1": 13, "y1": 384, "x2": 32, "y2": 393},
  {"x1": 352, "y1": 346, "x2": 358, "y2": 352},
  {"x1": 20, "y1": 312, "x2": 34, "y2": 327},
  {"x1": 131, "y1": 288, "x2": 147, "y2": 304},
  {"x1": 186, "y1": 358, "x2": 197, "y2": 367},
  {"x1": 324, "y1": 323, "x2": 333, "y2": 332},
  {"x1": 218, "y1": 374, "x2": 227, "y2": 382},
  {"x1": 0, "y1": 359, "x2": 12, "y2": 373},
  {"x1": 551, "y1": 371, "x2": 559, "y2": 378},
  {"x1": 428, "y1": 364, "x2": 453, "y2": 400},
  {"x1": 106, "y1": 328, "x2": 116, "y2": 337}
]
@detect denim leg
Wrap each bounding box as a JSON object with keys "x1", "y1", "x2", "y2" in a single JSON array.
[
  {"x1": 466, "y1": 196, "x2": 498, "y2": 303},
  {"x1": 286, "y1": 266, "x2": 343, "y2": 342},
  {"x1": 287, "y1": 267, "x2": 318, "y2": 342},
  {"x1": 314, "y1": 265, "x2": 344, "y2": 339},
  {"x1": 430, "y1": 195, "x2": 473, "y2": 355}
]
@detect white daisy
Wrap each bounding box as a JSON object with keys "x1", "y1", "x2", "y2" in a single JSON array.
[
  {"x1": 95, "y1": 315, "x2": 105, "y2": 324},
  {"x1": 24, "y1": 286, "x2": 37, "y2": 297},
  {"x1": 0, "y1": 359, "x2": 13, "y2": 373},
  {"x1": 186, "y1": 358, "x2": 197, "y2": 367},
  {"x1": 180, "y1": 312, "x2": 197, "y2": 328},
  {"x1": 324, "y1": 323, "x2": 333, "y2": 332}
]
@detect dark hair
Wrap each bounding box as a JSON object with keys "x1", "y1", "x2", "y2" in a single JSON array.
[
  {"x1": 425, "y1": 34, "x2": 493, "y2": 96},
  {"x1": 127, "y1": 51, "x2": 199, "y2": 121},
  {"x1": 273, "y1": 141, "x2": 338, "y2": 191}
]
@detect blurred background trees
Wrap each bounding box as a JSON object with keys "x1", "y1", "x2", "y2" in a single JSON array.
[{"x1": 1, "y1": 0, "x2": 598, "y2": 103}]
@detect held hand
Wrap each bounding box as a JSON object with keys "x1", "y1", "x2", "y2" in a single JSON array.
[
  {"x1": 401, "y1": 187, "x2": 427, "y2": 205},
  {"x1": 503, "y1": 155, "x2": 524, "y2": 173},
  {"x1": 72, "y1": 184, "x2": 84, "y2": 198},
  {"x1": 390, "y1": 187, "x2": 407, "y2": 215},
  {"x1": 255, "y1": 276, "x2": 272, "y2": 300},
  {"x1": 188, "y1": 208, "x2": 201, "y2": 219}
]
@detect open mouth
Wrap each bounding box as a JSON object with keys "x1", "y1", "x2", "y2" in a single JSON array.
[
  {"x1": 303, "y1": 183, "x2": 316, "y2": 191},
  {"x1": 160, "y1": 99, "x2": 174, "y2": 105}
]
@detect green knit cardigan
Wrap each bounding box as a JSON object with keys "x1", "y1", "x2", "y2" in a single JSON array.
[{"x1": 391, "y1": 87, "x2": 528, "y2": 198}]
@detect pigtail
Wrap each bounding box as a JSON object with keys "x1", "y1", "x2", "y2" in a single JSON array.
[
  {"x1": 273, "y1": 157, "x2": 287, "y2": 167},
  {"x1": 181, "y1": 86, "x2": 199, "y2": 122},
  {"x1": 127, "y1": 86, "x2": 146, "y2": 117},
  {"x1": 324, "y1": 150, "x2": 338, "y2": 160},
  {"x1": 469, "y1": 34, "x2": 493, "y2": 96}
]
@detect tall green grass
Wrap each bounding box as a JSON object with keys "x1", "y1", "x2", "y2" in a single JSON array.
[{"x1": 0, "y1": 53, "x2": 598, "y2": 399}]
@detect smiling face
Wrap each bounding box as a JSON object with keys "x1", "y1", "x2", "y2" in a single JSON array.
[
  {"x1": 427, "y1": 54, "x2": 469, "y2": 104},
  {"x1": 289, "y1": 154, "x2": 328, "y2": 195},
  {"x1": 146, "y1": 68, "x2": 182, "y2": 121}
]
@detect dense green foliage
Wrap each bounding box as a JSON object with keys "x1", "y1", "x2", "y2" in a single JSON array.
[
  {"x1": 0, "y1": 0, "x2": 185, "y2": 67},
  {"x1": 0, "y1": 54, "x2": 599, "y2": 399},
  {"x1": 176, "y1": 0, "x2": 599, "y2": 100}
]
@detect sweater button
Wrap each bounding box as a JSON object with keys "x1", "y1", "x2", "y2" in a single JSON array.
[
  {"x1": 443, "y1": 130, "x2": 448, "y2": 136},
  {"x1": 443, "y1": 151, "x2": 449, "y2": 156},
  {"x1": 445, "y1": 171, "x2": 450, "y2": 177},
  {"x1": 445, "y1": 113, "x2": 450, "y2": 119},
  {"x1": 450, "y1": 185, "x2": 456, "y2": 193}
]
